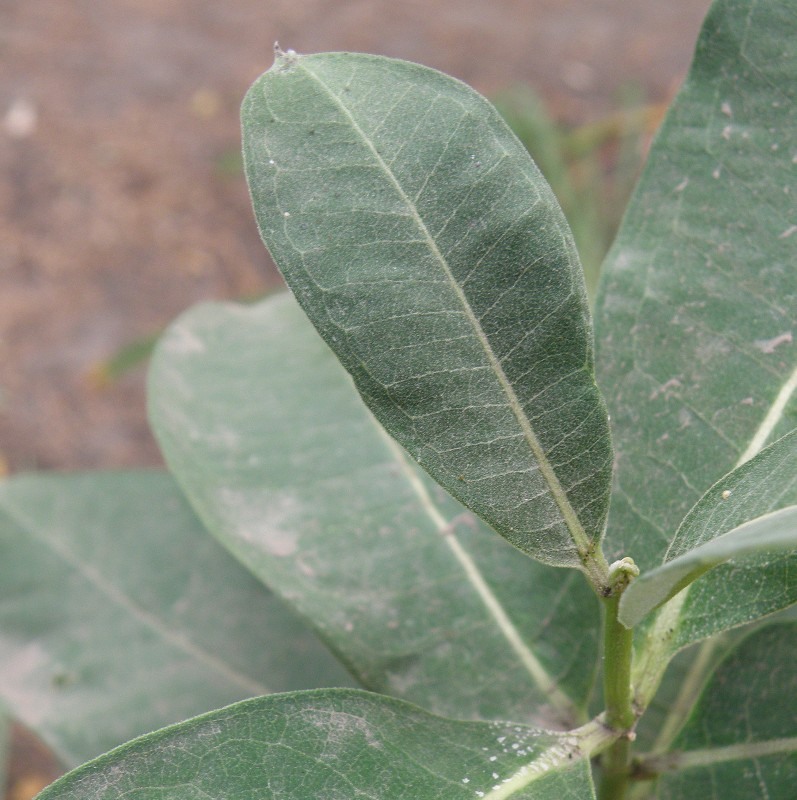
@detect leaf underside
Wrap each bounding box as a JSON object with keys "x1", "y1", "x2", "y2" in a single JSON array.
[
  {"x1": 0, "y1": 471, "x2": 350, "y2": 767},
  {"x1": 242, "y1": 50, "x2": 612, "y2": 569}
]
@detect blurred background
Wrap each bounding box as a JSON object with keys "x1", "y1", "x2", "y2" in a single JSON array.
[{"x1": 1, "y1": 0, "x2": 711, "y2": 796}]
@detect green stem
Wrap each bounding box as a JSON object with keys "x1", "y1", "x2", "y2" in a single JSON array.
[
  {"x1": 598, "y1": 558, "x2": 639, "y2": 800},
  {"x1": 599, "y1": 737, "x2": 632, "y2": 800},
  {"x1": 603, "y1": 591, "x2": 635, "y2": 731}
]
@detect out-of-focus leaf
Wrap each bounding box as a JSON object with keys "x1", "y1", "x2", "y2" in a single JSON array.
[
  {"x1": 649, "y1": 623, "x2": 797, "y2": 799},
  {"x1": 0, "y1": 471, "x2": 350, "y2": 767}
]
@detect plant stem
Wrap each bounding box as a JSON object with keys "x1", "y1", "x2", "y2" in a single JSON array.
[
  {"x1": 599, "y1": 736, "x2": 631, "y2": 800},
  {"x1": 598, "y1": 559, "x2": 638, "y2": 800},
  {"x1": 603, "y1": 591, "x2": 635, "y2": 731}
]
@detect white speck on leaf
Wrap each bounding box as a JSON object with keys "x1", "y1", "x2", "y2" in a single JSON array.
[{"x1": 721, "y1": 101, "x2": 732, "y2": 116}]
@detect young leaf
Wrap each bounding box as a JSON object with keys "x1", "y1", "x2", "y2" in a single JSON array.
[
  {"x1": 620, "y1": 429, "x2": 797, "y2": 628},
  {"x1": 0, "y1": 471, "x2": 350, "y2": 767},
  {"x1": 148, "y1": 293, "x2": 601, "y2": 727},
  {"x1": 36, "y1": 689, "x2": 607, "y2": 800},
  {"x1": 642, "y1": 623, "x2": 797, "y2": 799},
  {"x1": 242, "y1": 51, "x2": 613, "y2": 578},
  {"x1": 631, "y1": 430, "x2": 797, "y2": 711},
  {"x1": 620, "y1": 505, "x2": 797, "y2": 628},
  {"x1": 594, "y1": 0, "x2": 797, "y2": 572}
]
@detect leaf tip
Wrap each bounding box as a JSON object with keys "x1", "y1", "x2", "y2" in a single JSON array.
[{"x1": 272, "y1": 42, "x2": 301, "y2": 73}]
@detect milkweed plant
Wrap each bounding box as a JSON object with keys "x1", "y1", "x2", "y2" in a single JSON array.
[{"x1": 1, "y1": 0, "x2": 795, "y2": 798}]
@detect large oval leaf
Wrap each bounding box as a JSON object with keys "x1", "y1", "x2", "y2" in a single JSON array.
[
  {"x1": 36, "y1": 689, "x2": 605, "y2": 800},
  {"x1": 148, "y1": 293, "x2": 601, "y2": 728},
  {"x1": 0, "y1": 471, "x2": 350, "y2": 767},
  {"x1": 242, "y1": 51, "x2": 612, "y2": 577}
]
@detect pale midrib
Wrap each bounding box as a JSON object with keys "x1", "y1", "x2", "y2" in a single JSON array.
[
  {"x1": 736, "y1": 364, "x2": 797, "y2": 467},
  {"x1": 640, "y1": 362, "x2": 797, "y2": 747},
  {"x1": 654, "y1": 735, "x2": 797, "y2": 772},
  {"x1": 373, "y1": 424, "x2": 579, "y2": 721},
  {"x1": 649, "y1": 635, "x2": 722, "y2": 754},
  {"x1": 3, "y1": 503, "x2": 270, "y2": 698},
  {"x1": 481, "y1": 718, "x2": 614, "y2": 799},
  {"x1": 299, "y1": 61, "x2": 597, "y2": 568}
]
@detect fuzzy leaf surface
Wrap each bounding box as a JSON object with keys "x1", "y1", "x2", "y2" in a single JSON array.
[
  {"x1": 242, "y1": 51, "x2": 612, "y2": 570},
  {"x1": 655, "y1": 623, "x2": 797, "y2": 799},
  {"x1": 594, "y1": 0, "x2": 797, "y2": 571},
  {"x1": 37, "y1": 690, "x2": 600, "y2": 800},
  {"x1": 620, "y1": 429, "x2": 797, "y2": 629},
  {"x1": 0, "y1": 471, "x2": 350, "y2": 767},
  {"x1": 148, "y1": 293, "x2": 601, "y2": 727}
]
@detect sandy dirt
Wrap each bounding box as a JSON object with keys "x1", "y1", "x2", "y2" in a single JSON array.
[{"x1": 1, "y1": 0, "x2": 711, "y2": 793}]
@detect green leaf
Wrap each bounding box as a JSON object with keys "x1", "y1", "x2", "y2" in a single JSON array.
[
  {"x1": 644, "y1": 623, "x2": 797, "y2": 799},
  {"x1": 621, "y1": 505, "x2": 797, "y2": 628},
  {"x1": 620, "y1": 429, "x2": 797, "y2": 628},
  {"x1": 0, "y1": 471, "x2": 350, "y2": 767},
  {"x1": 594, "y1": 0, "x2": 797, "y2": 573},
  {"x1": 36, "y1": 689, "x2": 605, "y2": 800},
  {"x1": 242, "y1": 50, "x2": 613, "y2": 577},
  {"x1": 148, "y1": 293, "x2": 601, "y2": 727},
  {"x1": 631, "y1": 430, "x2": 797, "y2": 710}
]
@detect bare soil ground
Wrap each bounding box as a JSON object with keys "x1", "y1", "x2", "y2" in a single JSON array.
[{"x1": 1, "y1": 0, "x2": 711, "y2": 794}]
